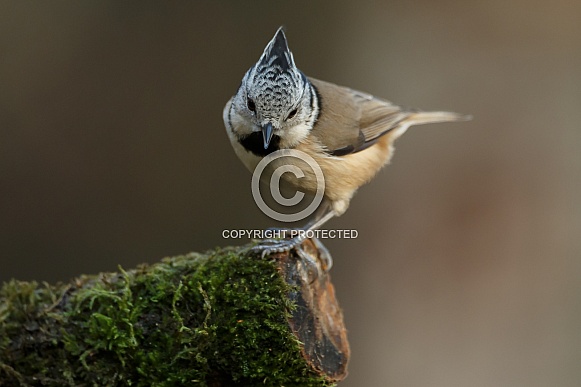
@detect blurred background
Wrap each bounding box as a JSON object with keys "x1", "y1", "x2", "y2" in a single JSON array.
[{"x1": 1, "y1": 1, "x2": 580, "y2": 386}]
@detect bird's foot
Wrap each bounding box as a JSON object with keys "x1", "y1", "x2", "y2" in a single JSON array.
[
  {"x1": 250, "y1": 231, "x2": 334, "y2": 281},
  {"x1": 250, "y1": 227, "x2": 300, "y2": 252},
  {"x1": 250, "y1": 235, "x2": 302, "y2": 258},
  {"x1": 307, "y1": 236, "x2": 333, "y2": 272}
]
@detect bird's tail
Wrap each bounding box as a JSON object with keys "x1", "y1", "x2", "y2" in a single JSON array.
[
  {"x1": 408, "y1": 111, "x2": 472, "y2": 126},
  {"x1": 388, "y1": 110, "x2": 470, "y2": 139}
]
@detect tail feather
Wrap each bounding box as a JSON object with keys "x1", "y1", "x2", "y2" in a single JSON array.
[
  {"x1": 388, "y1": 111, "x2": 471, "y2": 139},
  {"x1": 408, "y1": 111, "x2": 472, "y2": 126}
]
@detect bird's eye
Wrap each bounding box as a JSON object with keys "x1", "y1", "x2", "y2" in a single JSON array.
[
  {"x1": 247, "y1": 98, "x2": 256, "y2": 113},
  {"x1": 287, "y1": 108, "x2": 298, "y2": 120}
]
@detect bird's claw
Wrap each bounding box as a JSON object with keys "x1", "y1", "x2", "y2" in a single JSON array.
[
  {"x1": 250, "y1": 234, "x2": 334, "y2": 281},
  {"x1": 250, "y1": 237, "x2": 302, "y2": 258},
  {"x1": 309, "y1": 237, "x2": 333, "y2": 272}
]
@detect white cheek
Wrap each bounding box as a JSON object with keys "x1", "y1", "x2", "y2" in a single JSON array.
[
  {"x1": 281, "y1": 122, "x2": 310, "y2": 148},
  {"x1": 224, "y1": 98, "x2": 259, "y2": 140},
  {"x1": 233, "y1": 113, "x2": 258, "y2": 137},
  {"x1": 223, "y1": 100, "x2": 238, "y2": 143},
  {"x1": 222, "y1": 99, "x2": 232, "y2": 127},
  {"x1": 224, "y1": 99, "x2": 261, "y2": 172}
]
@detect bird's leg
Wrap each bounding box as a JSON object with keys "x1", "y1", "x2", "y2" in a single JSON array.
[
  {"x1": 302, "y1": 200, "x2": 336, "y2": 232},
  {"x1": 254, "y1": 201, "x2": 335, "y2": 243},
  {"x1": 253, "y1": 201, "x2": 335, "y2": 252},
  {"x1": 250, "y1": 201, "x2": 337, "y2": 273}
]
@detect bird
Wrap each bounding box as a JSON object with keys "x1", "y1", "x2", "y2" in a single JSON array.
[{"x1": 223, "y1": 27, "x2": 470, "y2": 255}]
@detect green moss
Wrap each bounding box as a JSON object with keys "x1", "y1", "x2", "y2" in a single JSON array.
[{"x1": 0, "y1": 248, "x2": 335, "y2": 386}]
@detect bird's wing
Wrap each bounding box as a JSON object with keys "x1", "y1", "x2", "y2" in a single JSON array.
[
  {"x1": 309, "y1": 78, "x2": 469, "y2": 156},
  {"x1": 309, "y1": 78, "x2": 407, "y2": 156},
  {"x1": 350, "y1": 89, "x2": 409, "y2": 144}
]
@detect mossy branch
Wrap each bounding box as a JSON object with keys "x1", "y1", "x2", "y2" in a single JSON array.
[{"x1": 0, "y1": 241, "x2": 349, "y2": 386}]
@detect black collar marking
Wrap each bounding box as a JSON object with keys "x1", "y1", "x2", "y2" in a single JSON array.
[{"x1": 240, "y1": 132, "x2": 281, "y2": 157}]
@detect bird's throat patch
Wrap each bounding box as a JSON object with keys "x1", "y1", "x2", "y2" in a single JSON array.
[{"x1": 240, "y1": 132, "x2": 281, "y2": 157}]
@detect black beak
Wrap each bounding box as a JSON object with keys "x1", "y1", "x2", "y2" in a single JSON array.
[{"x1": 261, "y1": 122, "x2": 274, "y2": 149}]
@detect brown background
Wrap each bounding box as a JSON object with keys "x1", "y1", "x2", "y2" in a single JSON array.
[{"x1": 1, "y1": 1, "x2": 580, "y2": 386}]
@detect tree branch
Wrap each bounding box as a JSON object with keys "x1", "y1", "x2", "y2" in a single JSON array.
[{"x1": 0, "y1": 240, "x2": 349, "y2": 386}]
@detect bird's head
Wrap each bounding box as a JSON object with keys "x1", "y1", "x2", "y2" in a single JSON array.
[{"x1": 230, "y1": 27, "x2": 319, "y2": 149}]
